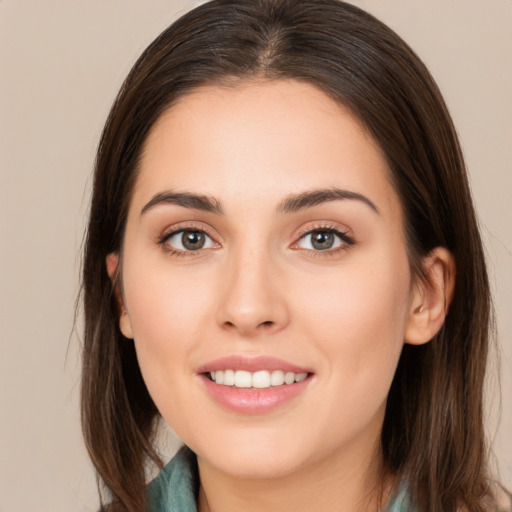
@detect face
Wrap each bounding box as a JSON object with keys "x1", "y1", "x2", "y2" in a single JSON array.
[{"x1": 116, "y1": 80, "x2": 416, "y2": 480}]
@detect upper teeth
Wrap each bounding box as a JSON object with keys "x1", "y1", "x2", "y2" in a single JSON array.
[{"x1": 209, "y1": 370, "x2": 308, "y2": 389}]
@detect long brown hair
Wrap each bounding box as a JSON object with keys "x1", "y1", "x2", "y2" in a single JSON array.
[{"x1": 81, "y1": 1, "x2": 496, "y2": 510}]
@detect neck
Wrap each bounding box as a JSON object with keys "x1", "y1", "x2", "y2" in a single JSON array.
[{"x1": 197, "y1": 442, "x2": 391, "y2": 512}]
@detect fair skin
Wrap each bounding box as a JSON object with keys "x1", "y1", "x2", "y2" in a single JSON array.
[{"x1": 107, "y1": 80, "x2": 454, "y2": 512}]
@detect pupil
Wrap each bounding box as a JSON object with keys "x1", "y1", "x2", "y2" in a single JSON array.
[
  {"x1": 312, "y1": 231, "x2": 334, "y2": 250},
  {"x1": 182, "y1": 231, "x2": 205, "y2": 250}
]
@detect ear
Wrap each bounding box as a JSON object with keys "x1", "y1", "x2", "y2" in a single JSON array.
[
  {"x1": 404, "y1": 247, "x2": 456, "y2": 346},
  {"x1": 106, "y1": 252, "x2": 134, "y2": 339}
]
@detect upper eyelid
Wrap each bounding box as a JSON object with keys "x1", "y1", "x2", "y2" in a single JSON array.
[
  {"x1": 160, "y1": 222, "x2": 216, "y2": 238},
  {"x1": 163, "y1": 227, "x2": 214, "y2": 240},
  {"x1": 298, "y1": 229, "x2": 352, "y2": 242},
  {"x1": 295, "y1": 222, "x2": 352, "y2": 238},
  {"x1": 157, "y1": 221, "x2": 354, "y2": 246}
]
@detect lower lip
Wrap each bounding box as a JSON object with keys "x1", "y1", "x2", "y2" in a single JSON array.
[{"x1": 200, "y1": 374, "x2": 312, "y2": 414}]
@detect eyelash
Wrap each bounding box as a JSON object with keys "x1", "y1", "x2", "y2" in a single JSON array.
[
  {"x1": 158, "y1": 224, "x2": 218, "y2": 258},
  {"x1": 293, "y1": 225, "x2": 356, "y2": 257},
  {"x1": 158, "y1": 224, "x2": 355, "y2": 257}
]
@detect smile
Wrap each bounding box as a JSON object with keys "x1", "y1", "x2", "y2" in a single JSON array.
[
  {"x1": 198, "y1": 355, "x2": 313, "y2": 413},
  {"x1": 208, "y1": 369, "x2": 309, "y2": 388}
]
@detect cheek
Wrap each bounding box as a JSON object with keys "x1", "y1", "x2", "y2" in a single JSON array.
[
  {"x1": 121, "y1": 259, "x2": 215, "y2": 388},
  {"x1": 294, "y1": 252, "x2": 412, "y2": 377},
  {"x1": 120, "y1": 270, "x2": 214, "y2": 431},
  {"x1": 293, "y1": 260, "x2": 411, "y2": 440},
  {"x1": 123, "y1": 247, "x2": 214, "y2": 333}
]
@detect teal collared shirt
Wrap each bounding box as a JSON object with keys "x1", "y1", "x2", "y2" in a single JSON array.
[{"x1": 148, "y1": 446, "x2": 414, "y2": 512}]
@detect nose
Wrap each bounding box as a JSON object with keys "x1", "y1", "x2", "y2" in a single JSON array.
[{"x1": 215, "y1": 246, "x2": 290, "y2": 337}]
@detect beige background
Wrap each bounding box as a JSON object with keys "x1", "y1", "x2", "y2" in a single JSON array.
[{"x1": 0, "y1": 1, "x2": 510, "y2": 510}]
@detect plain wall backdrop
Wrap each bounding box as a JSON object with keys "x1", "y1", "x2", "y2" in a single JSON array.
[{"x1": 0, "y1": 1, "x2": 510, "y2": 510}]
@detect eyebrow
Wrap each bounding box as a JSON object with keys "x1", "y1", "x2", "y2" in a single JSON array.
[
  {"x1": 141, "y1": 191, "x2": 223, "y2": 216},
  {"x1": 140, "y1": 187, "x2": 379, "y2": 217},
  {"x1": 277, "y1": 188, "x2": 380, "y2": 215}
]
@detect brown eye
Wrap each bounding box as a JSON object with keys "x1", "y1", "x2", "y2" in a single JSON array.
[
  {"x1": 163, "y1": 230, "x2": 216, "y2": 251},
  {"x1": 182, "y1": 231, "x2": 206, "y2": 250},
  {"x1": 296, "y1": 229, "x2": 353, "y2": 251}
]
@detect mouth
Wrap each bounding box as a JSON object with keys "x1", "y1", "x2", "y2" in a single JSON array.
[{"x1": 198, "y1": 355, "x2": 314, "y2": 413}]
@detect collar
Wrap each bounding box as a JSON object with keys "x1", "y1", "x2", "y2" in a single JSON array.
[{"x1": 148, "y1": 445, "x2": 199, "y2": 512}]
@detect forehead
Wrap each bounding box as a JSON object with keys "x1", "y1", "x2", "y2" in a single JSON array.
[{"x1": 133, "y1": 80, "x2": 401, "y2": 220}]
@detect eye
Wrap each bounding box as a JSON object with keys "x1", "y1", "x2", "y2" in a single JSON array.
[
  {"x1": 163, "y1": 230, "x2": 217, "y2": 252},
  {"x1": 296, "y1": 228, "x2": 353, "y2": 251}
]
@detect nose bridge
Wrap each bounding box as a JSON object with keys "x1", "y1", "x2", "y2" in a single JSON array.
[{"x1": 217, "y1": 236, "x2": 288, "y2": 336}]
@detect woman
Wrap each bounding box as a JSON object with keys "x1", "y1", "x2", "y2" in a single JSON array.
[{"x1": 80, "y1": 1, "x2": 510, "y2": 511}]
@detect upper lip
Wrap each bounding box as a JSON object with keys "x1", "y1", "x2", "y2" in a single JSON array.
[{"x1": 197, "y1": 355, "x2": 312, "y2": 374}]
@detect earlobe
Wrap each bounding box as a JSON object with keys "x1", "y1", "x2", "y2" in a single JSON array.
[
  {"x1": 119, "y1": 311, "x2": 134, "y2": 339},
  {"x1": 105, "y1": 252, "x2": 134, "y2": 340},
  {"x1": 405, "y1": 247, "x2": 456, "y2": 346}
]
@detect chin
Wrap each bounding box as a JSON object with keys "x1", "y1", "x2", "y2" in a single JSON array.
[
  {"x1": 201, "y1": 451, "x2": 304, "y2": 480},
  {"x1": 190, "y1": 428, "x2": 311, "y2": 480}
]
